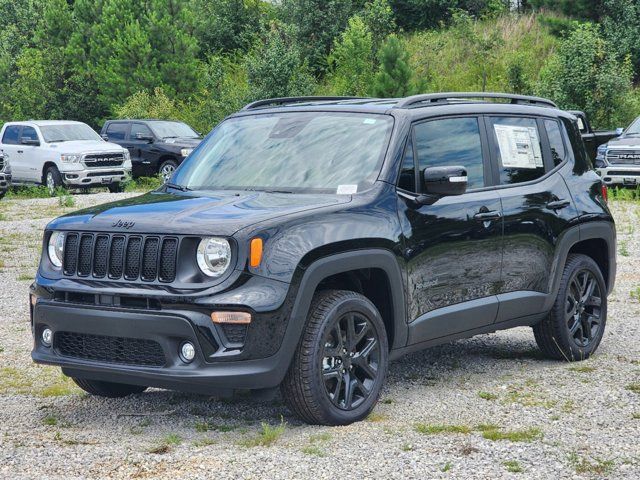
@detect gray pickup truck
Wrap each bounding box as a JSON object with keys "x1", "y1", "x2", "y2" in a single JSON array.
[
  {"x1": 594, "y1": 115, "x2": 640, "y2": 187},
  {"x1": 568, "y1": 111, "x2": 622, "y2": 163},
  {"x1": 0, "y1": 152, "x2": 11, "y2": 199}
]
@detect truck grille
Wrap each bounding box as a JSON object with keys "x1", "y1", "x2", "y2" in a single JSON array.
[
  {"x1": 55, "y1": 331, "x2": 165, "y2": 367},
  {"x1": 83, "y1": 153, "x2": 125, "y2": 168},
  {"x1": 606, "y1": 149, "x2": 640, "y2": 165},
  {"x1": 62, "y1": 233, "x2": 178, "y2": 283},
  {"x1": 0, "y1": 155, "x2": 5, "y2": 172}
]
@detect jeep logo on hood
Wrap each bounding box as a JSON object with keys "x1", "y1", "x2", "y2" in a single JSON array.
[{"x1": 112, "y1": 219, "x2": 135, "y2": 229}]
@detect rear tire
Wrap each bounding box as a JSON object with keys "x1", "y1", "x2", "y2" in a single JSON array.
[
  {"x1": 108, "y1": 183, "x2": 124, "y2": 193},
  {"x1": 533, "y1": 254, "x2": 607, "y2": 361},
  {"x1": 281, "y1": 290, "x2": 388, "y2": 426},
  {"x1": 44, "y1": 166, "x2": 62, "y2": 197},
  {"x1": 72, "y1": 378, "x2": 147, "y2": 398}
]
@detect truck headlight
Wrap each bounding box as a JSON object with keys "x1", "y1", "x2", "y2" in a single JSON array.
[
  {"x1": 123, "y1": 150, "x2": 130, "y2": 161},
  {"x1": 48, "y1": 232, "x2": 65, "y2": 268},
  {"x1": 181, "y1": 148, "x2": 193, "y2": 157},
  {"x1": 60, "y1": 154, "x2": 81, "y2": 163},
  {"x1": 196, "y1": 237, "x2": 231, "y2": 277}
]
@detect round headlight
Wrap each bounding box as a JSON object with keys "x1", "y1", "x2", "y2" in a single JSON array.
[
  {"x1": 196, "y1": 237, "x2": 231, "y2": 277},
  {"x1": 48, "y1": 231, "x2": 65, "y2": 268}
]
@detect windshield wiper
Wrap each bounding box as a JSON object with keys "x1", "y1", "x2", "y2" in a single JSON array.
[
  {"x1": 47, "y1": 139, "x2": 66, "y2": 143},
  {"x1": 165, "y1": 183, "x2": 191, "y2": 192},
  {"x1": 264, "y1": 189, "x2": 294, "y2": 194}
]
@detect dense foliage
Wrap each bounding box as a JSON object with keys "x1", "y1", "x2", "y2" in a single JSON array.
[{"x1": 1, "y1": 0, "x2": 639, "y2": 132}]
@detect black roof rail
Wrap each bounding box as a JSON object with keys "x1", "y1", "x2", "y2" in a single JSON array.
[
  {"x1": 394, "y1": 92, "x2": 558, "y2": 109},
  {"x1": 242, "y1": 96, "x2": 367, "y2": 110}
]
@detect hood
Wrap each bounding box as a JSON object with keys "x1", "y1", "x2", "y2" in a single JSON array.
[
  {"x1": 604, "y1": 136, "x2": 640, "y2": 149},
  {"x1": 46, "y1": 140, "x2": 126, "y2": 153},
  {"x1": 48, "y1": 190, "x2": 351, "y2": 236},
  {"x1": 161, "y1": 137, "x2": 202, "y2": 148}
]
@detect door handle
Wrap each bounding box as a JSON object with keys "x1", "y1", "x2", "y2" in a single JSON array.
[
  {"x1": 474, "y1": 210, "x2": 502, "y2": 221},
  {"x1": 546, "y1": 199, "x2": 570, "y2": 210},
  {"x1": 17, "y1": 150, "x2": 23, "y2": 154}
]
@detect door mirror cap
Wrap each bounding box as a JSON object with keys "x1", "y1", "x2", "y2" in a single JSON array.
[
  {"x1": 20, "y1": 137, "x2": 40, "y2": 146},
  {"x1": 135, "y1": 132, "x2": 154, "y2": 142},
  {"x1": 100, "y1": 133, "x2": 109, "y2": 141},
  {"x1": 615, "y1": 127, "x2": 624, "y2": 136},
  {"x1": 423, "y1": 166, "x2": 468, "y2": 197}
]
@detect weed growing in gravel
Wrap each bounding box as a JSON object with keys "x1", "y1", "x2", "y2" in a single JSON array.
[
  {"x1": 381, "y1": 398, "x2": 395, "y2": 404},
  {"x1": 43, "y1": 415, "x2": 58, "y2": 426},
  {"x1": 6, "y1": 186, "x2": 50, "y2": 199},
  {"x1": 309, "y1": 432, "x2": 331, "y2": 443},
  {"x1": 239, "y1": 419, "x2": 286, "y2": 447},
  {"x1": 366, "y1": 412, "x2": 388, "y2": 422},
  {"x1": 415, "y1": 424, "x2": 472, "y2": 435},
  {"x1": 568, "y1": 452, "x2": 615, "y2": 475},
  {"x1": 302, "y1": 445, "x2": 327, "y2": 457},
  {"x1": 57, "y1": 192, "x2": 75, "y2": 208},
  {"x1": 0, "y1": 212, "x2": 6, "y2": 221},
  {"x1": 16, "y1": 273, "x2": 33, "y2": 281},
  {"x1": 193, "y1": 438, "x2": 216, "y2": 447},
  {"x1": 625, "y1": 383, "x2": 640, "y2": 394},
  {"x1": 164, "y1": 433, "x2": 182, "y2": 445},
  {"x1": 480, "y1": 426, "x2": 542, "y2": 443},
  {"x1": 401, "y1": 443, "x2": 414, "y2": 452},
  {"x1": 478, "y1": 391, "x2": 498, "y2": 401},
  {"x1": 503, "y1": 460, "x2": 523, "y2": 473},
  {"x1": 441, "y1": 462, "x2": 452, "y2": 472},
  {"x1": 632, "y1": 413, "x2": 640, "y2": 420},
  {"x1": 568, "y1": 365, "x2": 596, "y2": 373},
  {"x1": 124, "y1": 176, "x2": 163, "y2": 193},
  {"x1": 609, "y1": 186, "x2": 640, "y2": 202},
  {"x1": 619, "y1": 241, "x2": 629, "y2": 256},
  {"x1": 631, "y1": 287, "x2": 640, "y2": 301}
]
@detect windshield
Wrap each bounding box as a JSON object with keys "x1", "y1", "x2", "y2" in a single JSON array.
[
  {"x1": 40, "y1": 123, "x2": 102, "y2": 143},
  {"x1": 149, "y1": 121, "x2": 199, "y2": 139},
  {"x1": 625, "y1": 116, "x2": 640, "y2": 135},
  {"x1": 172, "y1": 112, "x2": 393, "y2": 193}
]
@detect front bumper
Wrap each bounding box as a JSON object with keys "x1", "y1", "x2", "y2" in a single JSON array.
[
  {"x1": 597, "y1": 166, "x2": 640, "y2": 186},
  {"x1": 0, "y1": 173, "x2": 10, "y2": 193},
  {"x1": 62, "y1": 167, "x2": 131, "y2": 187}
]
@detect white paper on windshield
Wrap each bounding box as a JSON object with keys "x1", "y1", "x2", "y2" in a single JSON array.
[
  {"x1": 337, "y1": 184, "x2": 358, "y2": 195},
  {"x1": 494, "y1": 124, "x2": 543, "y2": 169}
]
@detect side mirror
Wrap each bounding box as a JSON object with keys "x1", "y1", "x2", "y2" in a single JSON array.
[
  {"x1": 100, "y1": 134, "x2": 109, "y2": 141},
  {"x1": 20, "y1": 137, "x2": 40, "y2": 147},
  {"x1": 135, "y1": 132, "x2": 154, "y2": 142},
  {"x1": 415, "y1": 166, "x2": 467, "y2": 205},
  {"x1": 615, "y1": 127, "x2": 624, "y2": 136}
]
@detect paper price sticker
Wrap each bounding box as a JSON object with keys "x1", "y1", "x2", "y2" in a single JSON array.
[{"x1": 494, "y1": 124, "x2": 543, "y2": 169}]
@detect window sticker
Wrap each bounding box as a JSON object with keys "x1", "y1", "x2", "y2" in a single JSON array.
[
  {"x1": 494, "y1": 124, "x2": 543, "y2": 169},
  {"x1": 362, "y1": 118, "x2": 377, "y2": 125},
  {"x1": 337, "y1": 184, "x2": 358, "y2": 194}
]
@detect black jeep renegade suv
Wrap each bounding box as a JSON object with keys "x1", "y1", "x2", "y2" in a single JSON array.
[{"x1": 31, "y1": 93, "x2": 616, "y2": 426}]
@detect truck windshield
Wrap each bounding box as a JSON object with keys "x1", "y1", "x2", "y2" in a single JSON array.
[
  {"x1": 150, "y1": 121, "x2": 200, "y2": 139},
  {"x1": 625, "y1": 117, "x2": 640, "y2": 135},
  {"x1": 172, "y1": 112, "x2": 393, "y2": 193},
  {"x1": 40, "y1": 123, "x2": 102, "y2": 143}
]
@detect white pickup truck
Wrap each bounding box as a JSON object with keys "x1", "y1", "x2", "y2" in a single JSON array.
[{"x1": 0, "y1": 120, "x2": 132, "y2": 195}]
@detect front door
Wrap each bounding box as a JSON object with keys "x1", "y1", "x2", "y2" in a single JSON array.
[
  {"x1": 129, "y1": 122, "x2": 155, "y2": 176},
  {"x1": 19, "y1": 126, "x2": 43, "y2": 183},
  {"x1": 397, "y1": 116, "x2": 503, "y2": 343}
]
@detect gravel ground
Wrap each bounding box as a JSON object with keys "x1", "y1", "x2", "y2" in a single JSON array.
[{"x1": 0, "y1": 192, "x2": 638, "y2": 479}]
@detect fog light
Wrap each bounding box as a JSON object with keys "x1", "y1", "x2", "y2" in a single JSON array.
[
  {"x1": 180, "y1": 342, "x2": 195, "y2": 362},
  {"x1": 42, "y1": 328, "x2": 53, "y2": 347}
]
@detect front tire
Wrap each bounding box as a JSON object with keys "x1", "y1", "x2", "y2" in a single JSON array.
[
  {"x1": 72, "y1": 377, "x2": 147, "y2": 398},
  {"x1": 44, "y1": 166, "x2": 62, "y2": 196},
  {"x1": 281, "y1": 290, "x2": 389, "y2": 426},
  {"x1": 108, "y1": 183, "x2": 124, "y2": 193},
  {"x1": 159, "y1": 159, "x2": 178, "y2": 183},
  {"x1": 534, "y1": 254, "x2": 607, "y2": 361}
]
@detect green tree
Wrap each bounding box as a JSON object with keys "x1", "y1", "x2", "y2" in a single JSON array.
[
  {"x1": 529, "y1": 0, "x2": 604, "y2": 21},
  {"x1": 373, "y1": 34, "x2": 419, "y2": 96},
  {"x1": 537, "y1": 24, "x2": 633, "y2": 128},
  {"x1": 362, "y1": 0, "x2": 396, "y2": 49},
  {"x1": 601, "y1": 0, "x2": 640, "y2": 78},
  {"x1": 327, "y1": 16, "x2": 374, "y2": 96}
]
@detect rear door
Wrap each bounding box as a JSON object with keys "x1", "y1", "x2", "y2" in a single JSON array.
[
  {"x1": 486, "y1": 115, "x2": 578, "y2": 321},
  {"x1": 398, "y1": 115, "x2": 504, "y2": 343},
  {"x1": 19, "y1": 126, "x2": 43, "y2": 182}
]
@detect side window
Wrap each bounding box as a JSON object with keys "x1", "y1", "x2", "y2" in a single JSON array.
[
  {"x1": 130, "y1": 123, "x2": 153, "y2": 139},
  {"x1": 576, "y1": 117, "x2": 586, "y2": 133},
  {"x1": 544, "y1": 119, "x2": 566, "y2": 166},
  {"x1": 489, "y1": 116, "x2": 545, "y2": 185},
  {"x1": 106, "y1": 123, "x2": 128, "y2": 140},
  {"x1": 2, "y1": 126, "x2": 21, "y2": 145},
  {"x1": 414, "y1": 117, "x2": 485, "y2": 190},
  {"x1": 397, "y1": 137, "x2": 416, "y2": 191},
  {"x1": 21, "y1": 126, "x2": 39, "y2": 142}
]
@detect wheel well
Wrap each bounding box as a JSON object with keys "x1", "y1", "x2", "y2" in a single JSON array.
[
  {"x1": 41, "y1": 162, "x2": 58, "y2": 183},
  {"x1": 159, "y1": 156, "x2": 177, "y2": 166},
  {"x1": 568, "y1": 238, "x2": 610, "y2": 287},
  {"x1": 316, "y1": 268, "x2": 395, "y2": 349}
]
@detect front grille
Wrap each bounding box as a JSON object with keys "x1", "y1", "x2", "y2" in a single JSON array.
[
  {"x1": 63, "y1": 233, "x2": 178, "y2": 283},
  {"x1": 83, "y1": 153, "x2": 124, "y2": 168},
  {"x1": 0, "y1": 156, "x2": 5, "y2": 172},
  {"x1": 605, "y1": 170, "x2": 640, "y2": 176},
  {"x1": 606, "y1": 150, "x2": 640, "y2": 165},
  {"x1": 87, "y1": 170, "x2": 125, "y2": 177},
  {"x1": 55, "y1": 331, "x2": 165, "y2": 367}
]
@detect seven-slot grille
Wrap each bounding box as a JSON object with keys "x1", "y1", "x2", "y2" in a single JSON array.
[
  {"x1": 83, "y1": 152, "x2": 125, "y2": 168},
  {"x1": 62, "y1": 233, "x2": 178, "y2": 282},
  {"x1": 605, "y1": 149, "x2": 640, "y2": 165}
]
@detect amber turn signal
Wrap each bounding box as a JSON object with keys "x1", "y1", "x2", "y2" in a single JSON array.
[
  {"x1": 250, "y1": 237, "x2": 263, "y2": 268},
  {"x1": 211, "y1": 311, "x2": 252, "y2": 325}
]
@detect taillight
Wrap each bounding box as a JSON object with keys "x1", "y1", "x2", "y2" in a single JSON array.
[{"x1": 601, "y1": 184, "x2": 608, "y2": 203}]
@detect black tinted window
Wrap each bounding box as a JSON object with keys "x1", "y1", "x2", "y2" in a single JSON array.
[
  {"x1": 2, "y1": 126, "x2": 21, "y2": 145},
  {"x1": 489, "y1": 117, "x2": 545, "y2": 185},
  {"x1": 21, "y1": 126, "x2": 39, "y2": 142},
  {"x1": 414, "y1": 117, "x2": 485, "y2": 190},
  {"x1": 106, "y1": 123, "x2": 128, "y2": 140},
  {"x1": 130, "y1": 123, "x2": 153, "y2": 139},
  {"x1": 544, "y1": 119, "x2": 566, "y2": 166},
  {"x1": 398, "y1": 138, "x2": 416, "y2": 191}
]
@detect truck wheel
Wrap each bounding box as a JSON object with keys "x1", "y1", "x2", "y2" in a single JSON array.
[
  {"x1": 281, "y1": 290, "x2": 389, "y2": 426},
  {"x1": 72, "y1": 377, "x2": 147, "y2": 398},
  {"x1": 45, "y1": 166, "x2": 63, "y2": 196},
  {"x1": 533, "y1": 254, "x2": 607, "y2": 361},
  {"x1": 108, "y1": 183, "x2": 124, "y2": 193},
  {"x1": 159, "y1": 159, "x2": 178, "y2": 182}
]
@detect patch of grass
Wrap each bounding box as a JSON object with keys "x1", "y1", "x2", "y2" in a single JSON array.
[
  {"x1": 504, "y1": 386, "x2": 556, "y2": 409},
  {"x1": 366, "y1": 412, "x2": 388, "y2": 422},
  {"x1": 6, "y1": 185, "x2": 50, "y2": 199},
  {"x1": 619, "y1": 241, "x2": 629, "y2": 257},
  {"x1": 441, "y1": 462, "x2": 452, "y2": 472},
  {"x1": 401, "y1": 443, "x2": 414, "y2": 452},
  {"x1": 163, "y1": 433, "x2": 182, "y2": 445},
  {"x1": 631, "y1": 287, "x2": 640, "y2": 301},
  {"x1": 568, "y1": 365, "x2": 596, "y2": 373},
  {"x1": 480, "y1": 426, "x2": 542, "y2": 443},
  {"x1": 478, "y1": 391, "x2": 498, "y2": 401},
  {"x1": 381, "y1": 398, "x2": 395, "y2": 404},
  {"x1": 503, "y1": 460, "x2": 524, "y2": 473},
  {"x1": 16, "y1": 272, "x2": 33, "y2": 281},
  {"x1": 309, "y1": 432, "x2": 331, "y2": 443},
  {"x1": 193, "y1": 438, "x2": 216, "y2": 447},
  {"x1": 632, "y1": 413, "x2": 640, "y2": 420},
  {"x1": 43, "y1": 415, "x2": 58, "y2": 426},
  {"x1": 0, "y1": 212, "x2": 6, "y2": 221},
  {"x1": 626, "y1": 383, "x2": 640, "y2": 394},
  {"x1": 569, "y1": 452, "x2": 615, "y2": 475},
  {"x1": 239, "y1": 420, "x2": 286, "y2": 447},
  {"x1": 124, "y1": 176, "x2": 163, "y2": 193},
  {"x1": 415, "y1": 423, "x2": 472, "y2": 435},
  {"x1": 301, "y1": 444, "x2": 327, "y2": 457},
  {"x1": 57, "y1": 191, "x2": 75, "y2": 208}
]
